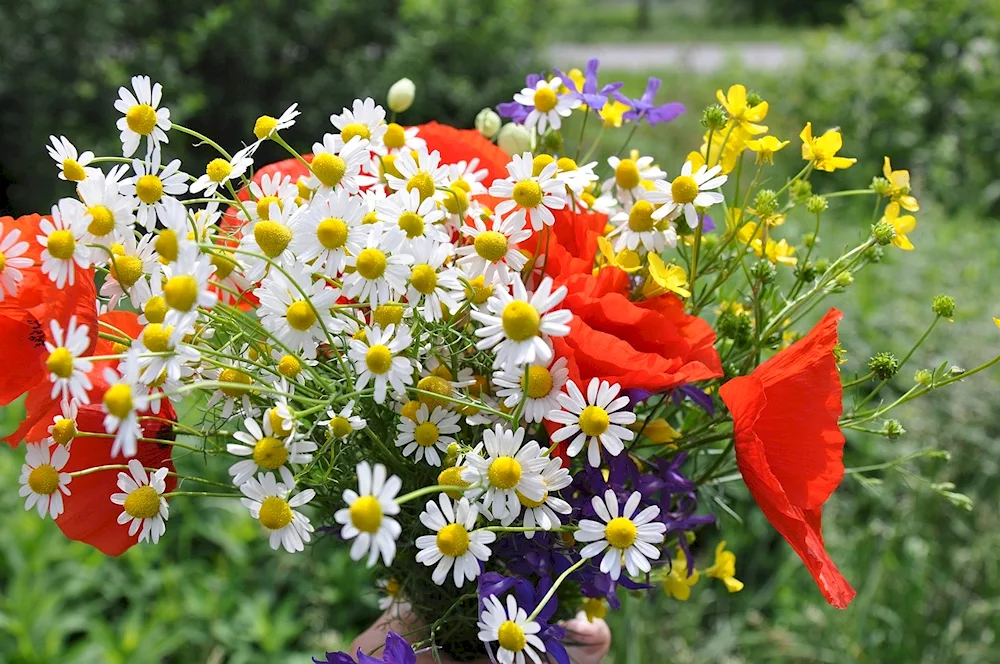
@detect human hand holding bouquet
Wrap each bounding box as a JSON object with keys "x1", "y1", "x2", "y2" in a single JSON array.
[{"x1": 3, "y1": 61, "x2": 996, "y2": 662}]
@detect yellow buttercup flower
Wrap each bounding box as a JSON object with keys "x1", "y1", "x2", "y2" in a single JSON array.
[
  {"x1": 662, "y1": 548, "x2": 699, "y2": 601},
  {"x1": 765, "y1": 237, "x2": 797, "y2": 266},
  {"x1": 597, "y1": 236, "x2": 642, "y2": 273},
  {"x1": 881, "y1": 202, "x2": 916, "y2": 250},
  {"x1": 630, "y1": 417, "x2": 680, "y2": 444},
  {"x1": 706, "y1": 541, "x2": 744, "y2": 593},
  {"x1": 800, "y1": 122, "x2": 856, "y2": 172},
  {"x1": 745, "y1": 135, "x2": 789, "y2": 165},
  {"x1": 645, "y1": 254, "x2": 691, "y2": 298},
  {"x1": 716, "y1": 84, "x2": 768, "y2": 134},
  {"x1": 599, "y1": 100, "x2": 631, "y2": 128},
  {"x1": 882, "y1": 157, "x2": 919, "y2": 211}
]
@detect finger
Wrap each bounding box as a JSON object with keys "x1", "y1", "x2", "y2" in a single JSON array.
[
  {"x1": 560, "y1": 612, "x2": 612, "y2": 664},
  {"x1": 349, "y1": 606, "x2": 492, "y2": 664}
]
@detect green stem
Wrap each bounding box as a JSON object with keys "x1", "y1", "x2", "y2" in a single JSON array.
[{"x1": 526, "y1": 557, "x2": 588, "y2": 622}]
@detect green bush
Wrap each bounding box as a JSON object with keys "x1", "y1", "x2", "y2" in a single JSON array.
[
  {"x1": 0, "y1": 0, "x2": 548, "y2": 216},
  {"x1": 713, "y1": 0, "x2": 853, "y2": 25},
  {"x1": 788, "y1": 0, "x2": 1000, "y2": 214}
]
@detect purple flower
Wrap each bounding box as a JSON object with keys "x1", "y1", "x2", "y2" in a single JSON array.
[
  {"x1": 553, "y1": 59, "x2": 623, "y2": 109},
  {"x1": 314, "y1": 632, "x2": 416, "y2": 664},
  {"x1": 614, "y1": 77, "x2": 685, "y2": 126},
  {"x1": 497, "y1": 73, "x2": 544, "y2": 123}
]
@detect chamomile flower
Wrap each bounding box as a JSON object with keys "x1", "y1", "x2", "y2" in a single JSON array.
[
  {"x1": 240, "y1": 471, "x2": 315, "y2": 553},
  {"x1": 0, "y1": 219, "x2": 33, "y2": 301},
  {"x1": 238, "y1": 201, "x2": 300, "y2": 283},
  {"x1": 161, "y1": 244, "x2": 217, "y2": 337},
  {"x1": 461, "y1": 425, "x2": 547, "y2": 524},
  {"x1": 456, "y1": 213, "x2": 532, "y2": 286},
  {"x1": 348, "y1": 324, "x2": 415, "y2": 404},
  {"x1": 256, "y1": 263, "x2": 343, "y2": 359},
  {"x1": 553, "y1": 157, "x2": 600, "y2": 210},
  {"x1": 493, "y1": 355, "x2": 569, "y2": 424},
  {"x1": 18, "y1": 441, "x2": 71, "y2": 519},
  {"x1": 342, "y1": 225, "x2": 413, "y2": 308},
  {"x1": 45, "y1": 316, "x2": 93, "y2": 404},
  {"x1": 379, "y1": 122, "x2": 426, "y2": 154},
  {"x1": 319, "y1": 400, "x2": 367, "y2": 440},
  {"x1": 227, "y1": 415, "x2": 316, "y2": 486},
  {"x1": 114, "y1": 75, "x2": 171, "y2": 158},
  {"x1": 384, "y1": 148, "x2": 450, "y2": 204},
  {"x1": 38, "y1": 198, "x2": 90, "y2": 288},
  {"x1": 602, "y1": 155, "x2": 666, "y2": 207},
  {"x1": 252, "y1": 103, "x2": 301, "y2": 142},
  {"x1": 190, "y1": 145, "x2": 254, "y2": 196},
  {"x1": 471, "y1": 276, "x2": 571, "y2": 368},
  {"x1": 648, "y1": 161, "x2": 728, "y2": 229},
  {"x1": 308, "y1": 134, "x2": 370, "y2": 193},
  {"x1": 242, "y1": 172, "x2": 298, "y2": 224},
  {"x1": 204, "y1": 360, "x2": 257, "y2": 419},
  {"x1": 204, "y1": 243, "x2": 251, "y2": 305},
  {"x1": 547, "y1": 378, "x2": 636, "y2": 468},
  {"x1": 47, "y1": 400, "x2": 79, "y2": 447},
  {"x1": 333, "y1": 461, "x2": 402, "y2": 566},
  {"x1": 111, "y1": 459, "x2": 169, "y2": 544},
  {"x1": 607, "y1": 198, "x2": 674, "y2": 253},
  {"x1": 518, "y1": 456, "x2": 572, "y2": 538},
  {"x1": 490, "y1": 152, "x2": 566, "y2": 232},
  {"x1": 377, "y1": 187, "x2": 448, "y2": 245},
  {"x1": 289, "y1": 188, "x2": 367, "y2": 277},
  {"x1": 405, "y1": 239, "x2": 463, "y2": 322},
  {"x1": 477, "y1": 594, "x2": 546, "y2": 664},
  {"x1": 513, "y1": 76, "x2": 580, "y2": 134},
  {"x1": 395, "y1": 404, "x2": 461, "y2": 467},
  {"x1": 574, "y1": 489, "x2": 666, "y2": 581},
  {"x1": 149, "y1": 196, "x2": 195, "y2": 264},
  {"x1": 415, "y1": 495, "x2": 496, "y2": 587},
  {"x1": 77, "y1": 165, "x2": 136, "y2": 250},
  {"x1": 102, "y1": 350, "x2": 151, "y2": 458},
  {"x1": 132, "y1": 262, "x2": 165, "y2": 322},
  {"x1": 47, "y1": 135, "x2": 96, "y2": 182},
  {"x1": 120, "y1": 152, "x2": 189, "y2": 232},
  {"x1": 448, "y1": 159, "x2": 489, "y2": 197},
  {"x1": 329, "y1": 97, "x2": 388, "y2": 150},
  {"x1": 133, "y1": 321, "x2": 200, "y2": 385}
]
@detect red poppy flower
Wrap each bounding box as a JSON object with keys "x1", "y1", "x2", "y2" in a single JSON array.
[
  {"x1": 718, "y1": 308, "x2": 856, "y2": 609},
  {"x1": 55, "y1": 399, "x2": 178, "y2": 556}
]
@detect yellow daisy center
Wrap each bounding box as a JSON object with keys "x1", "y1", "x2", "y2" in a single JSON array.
[
  {"x1": 501, "y1": 300, "x2": 540, "y2": 342},
  {"x1": 209, "y1": 250, "x2": 238, "y2": 279},
  {"x1": 317, "y1": 218, "x2": 349, "y2": 250},
  {"x1": 256, "y1": 195, "x2": 282, "y2": 220},
  {"x1": 163, "y1": 275, "x2": 198, "y2": 311},
  {"x1": 51, "y1": 418, "x2": 77, "y2": 445},
  {"x1": 414, "y1": 421, "x2": 440, "y2": 447},
  {"x1": 103, "y1": 383, "x2": 134, "y2": 419},
  {"x1": 517, "y1": 489, "x2": 548, "y2": 509},
  {"x1": 349, "y1": 495, "x2": 383, "y2": 533},
  {"x1": 124, "y1": 485, "x2": 161, "y2": 519},
  {"x1": 86, "y1": 205, "x2": 115, "y2": 236},
  {"x1": 47, "y1": 230, "x2": 76, "y2": 260},
  {"x1": 474, "y1": 231, "x2": 509, "y2": 262},
  {"x1": 154, "y1": 229, "x2": 178, "y2": 262},
  {"x1": 126, "y1": 104, "x2": 158, "y2": 135},
  {"x1": 579, "y1": 405, "x2": 610, "y2": 437},
  {"x1": 296, "y1": 178, "x2": 314, "y2": 202},
  {"x1": 512, "y1": 180, "x2": 543, "y2": 208},
  {"x1": 671, "y1": 175, "x2": 700, "y2": 205},
  {"x1": 46, "y1": 347, "x2": 75, "y2": 379},
  {"x1": 362, "y1": 211, "x2": 380, "y2": 225},
  {"x1": 258, "y1": 495, "x2": 293, "y2": 530},
  {"x1": 135, "y1": 174, "x2": 164, "y2": 205},
  {"x1": 398, "y1": 211, "x2": 425, "y2": 238},
  {"x1": 312, "y1": 153, "x2": 348, "y2": 188},
  {"x1": 62, "y1": 159, "x2": 87, "y2": 182},
  {"x1": 253, "y1": 115, "x2": 279, "y2": 140},
  {"x1": 219, "y1": 368, "x2": 252, "y2": 396},
  {"x1": 340, "y1": 122, "x2": 371, "y2": 143},
  {"x1": 401, "y1": 400, "x2": 422, "y2": 422},
  {"x1": 385, "y1": 578, "x2": 401, "y2": 596},
  {"x1": 533, "y1": 87, "x2": 557, "y2": 113},
  {"x1": 356, "y1": 248, "x2": 387, "y2": 280},
  {"x1": 269, "y1": 407, "x2": 294, "y2": 437},
  {"x1": 497, "y1": 621, "x2": 527, "y2": 653},
  {"x1": 488, "y1": 456, "x2": 522, "y2": 490},
  {"x1": 286, "y1": 301, "x2": 317, "y2": 331},
  {"x1": 277, "y1": 355, "x2": 301, "y2": 379},
  {"x1": 416, "y1": 375, "x2": 452, "y2": 410},
  {"x1": 0, "y1": 252, "x2": 6, "y2": 271},
  {"x1": 438, "y1": 466, "x2": 471, "y2": 500},
  {"x1": 557, "y1": 157, "x2": 578, "y2": 171},
  {"x1": 466, "y1": 275, "x2": 493, "y2": 304},
  {"x1": 110, "y1": 255, "x2": 144, "y2": 287},
  {"x1": 406, "y1": 172, "x2": 436, "y2": 201},
  {"x1": 614, "y1": 159, "x2": 641, "y2": 190},
  {"x1": 252, "y1": 436, "x2": 289, "y2": 470},
  {"x1": 365, "y1": 345, "x2": 393, "y2": 374},
  {"x1": 206, "y1": 158, "x2": 232, "y2": 183},
  {"x1": 381, "y1": 155, "x2": 402, "y2": 180},
  {"x1": 254, "y1": 220, "x2": 292, "y2": 258},
  {"x1": 28, "y1": 464, "x2": 60, "y2": 495},
  {"x1": 144, "y1": 295, "x2": 167, "y2": 324},
  {"x1": 436, "y1": 522, "x2": 470, "y2": 557},
  {"x1": 142, "y1": 323, "x2": 174, "y2": 352},
  {"x1": 521, "y1": 365, "x2": 553, "y2": 399},
  {"x1": 410, "y1": 263, "x2": 438, "y2": 295},
  {"x1": 443, "y1": 186, "x2": 469, "y2": 215},
  {"x1": 628, "y1": 200, "x2": 656, "y2": 232},
  {"x1": 604, "y1": 516, "x2": 638, "y2": 549},
  {"x1": 330, "y1": 416, "x2": 353, "y2": 438},
  {"x1": 384, "y1": 123, "x2": 406, "y2": 149}
]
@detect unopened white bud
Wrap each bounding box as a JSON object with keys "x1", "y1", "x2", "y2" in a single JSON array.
[
  {"x1": 496, "y1": 123, "x2": 532, "y2": 156},
  {"x1": 387, "y1": 78, "x2": 415, "y2": 113},
  {"x1": 475, "y1": 108, "x2": 502, "y2": 139}
]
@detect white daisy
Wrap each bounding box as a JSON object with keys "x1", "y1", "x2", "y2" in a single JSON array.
[
  {"x1": 46, "y1": 135, "x2": 97, "y2": 182},
  {"x1": 45, "y1": 316, "x2": 93, "y2": 404},
  {"x1": 76, "y1": 164, "x2": 135, "y2": 253},
  {"x1": 111, "y1": 458, "x2": 170, "y2": 544},
  {"x1": 493, "y1": 355, "x2": 569, "y2": 424},
  {"x1": 190, "y1": 145, "x2": 254, "y2": 196},
  {"x1": 318, "y1": 399, "x2": 367, "y2": 439},
  {"x1": 333, "y1": 461, "x2": 402, "y2": 566},
  {"x1": 518, "y1": 456, "x2": 572, "y2": 538},
  {"x1": 379, "y1": 122, "x2": 426, "y2": 155},
  {"x1": 119, "y1": 152, "x2": 190, "y2": 232},
  {"x1": 240, "y1": 471, "x2": 315, "y2": 553},
  {"x1": 148, "y1": 196, "x2": 195, "y2": 264},
  {"x1": 37, "y1": 198, "x2": 90, "y2": 288},
  {"x1": 547, "y1": 378, "x2": 636, "y2": 468},
  {"x1": 102, "y1": 350, "x2": 151, "y2": 458},
  {"x1": 204, "y1": 242, "x2": 251, "y2": 305},
  {"x1": 161, "y1": 243, "x2": 218, "y2": 338},
  {"x1": 0, "y1": 218, "x2": 33, "y2": 301},
  {"x1": 238, "y1": 200, "x2": 301, "y2": 283},
  {"x1": 574, "y1": 489, "x2": 666, "y2": 581},
  {"x1": 384, "y1": 148, "x2": 450, "y2": 204},
  {"x1": 607, "y1": 198, "x2": 676, "y2": 253},
  {"x1": 341, "y1": 224, "x2": 413, "y2": 308},
  {"x1": 489, "y1": 152, "x2": 566, "y2": 232},
  {"x1": 405, "y1": 239, "x2": 463, "y2": 322},
  {"x1": 18, "y1": 441, "x2": 72, "y2": 519},
  {"x1": 240, "y1": 171, "x2": 298, "y2": 224},
  {"x1": 347, "y1": 324, "x2": 415, "y2": 404},
  {"x1": 377, "y1": 187, "x2": 448, "y2": 245},
  {"x1": 204, "y1": 360, "x2": 258, "y2": 420},
  {"x1": 648, "y1": 161, "x2": 728, "y2": 229},
  {"x1": 288, "y1": 188, "x2": 367, "y2": 277},
  {"x1": 133, "y1": 321, "x2": 200, "y2": 386},
  {"x1": 395, "y1": 404, "x2": 461, "y2": 467},
  {"x1": 114, "y1": 75, "x2": 171, "y2": 158},
  {"x1": 456, "y1": 213, "x2": 532, "y2": 287},
  {"x1": 47, "y1": 400, "x2": 79, "y2": 447},
  {"x1": 471, "y1": 276, "x2": 571, "y2": 368},
  {"x1": 602, "y1": 155, "x2": 666, "y2": 208},
  {"x1": 415, "y1": 495, "x2": 496, "y2": 587},
  {"x1": 255, "y1": 262, "x2": 343, "y2": 359},
  {"x1": 329, "y1": 97, "x2": 388, "y2": 150},
  {"x1": 307, "y1": 134, "x2": 370, "y2": 193},
  {"x1": 477, "y1": 594, "x2": 547, "y2": 664},
  {"x1": 251, "y1": 103, "x2": 301, "y2": 143},
  {"x1": 227, "y1": 415, "x2": 316, "y2": 486},
  {"x1": 512, "y1": 76, "x2": 580, "y2": 135},
  {"x1": 461, "y1": 424, "x2": 547, "y2": 524}
]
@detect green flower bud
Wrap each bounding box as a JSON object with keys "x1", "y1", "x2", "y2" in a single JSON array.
[
  {"x1": 475, "y1": 108, "x2": 502, "y2": 139},
  {"x1": 497, "y1": 123, "x2": 532, "y2": 156},
  {"x1": 864, "y1": 244, "x2": 884, "y2": 263},
  {"x1": 914, "y1": 369, "x2": 933, "y2": 385},
  {"x1": 753, "y1": 189, "x2": 779, "y2": 218},
  {"x1": 871, "y1": 176, "x2": 892, "y2": 196},
  {"x1": 701, "y1": 104, "x2": 728, "y2": 131},
  {"x1": 751, "y1": 259, "x2": 777, "y2": 284},
  {"x1": 802, "y1": 232, "x2": 818, "y2": 249},
  {"x1": 834, "y1": 271, "x2": 854, "y2": 289},
  {"x1": 880, "y1": 419, "x2": 906, "y2": 439},
  {"x1": 746, "y1": 90, "x2": 764, "y2": 107},
  {"x1": 795, "y1": 261, "x2": 817, "y2": 283},
  {"x1": 718, "y1": 311, "x2": 753, "y2": 346},
  {"x1": 541, "y1": 129, "x2": 563, "y2": 153},
  {"x1": 805, "y1": 194, "x2": 828, "y2": 214},
  {"x1": 789, "y1": 179, "x2": 813, "y2": 202},
  {"x1": 387, "y1": 78, "x2": 415, "y2": 113},
  {"x1": 700, "y1": 233, "x2": 719, "y2": 252},
  {"x1": 868, "y1": 351, "x2": 900, "y2": 380},
  {"x1": 814, "y1": 258, "x2": 830, "y2": 272},
  {"x1": 871, "y1": 220, "x2": 896, "y2": 245},
  {"x1": 932, "y1": 294, "x2": 956, "y2": 319}
]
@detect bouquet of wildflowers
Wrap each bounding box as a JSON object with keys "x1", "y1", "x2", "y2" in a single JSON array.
[{"x1": 3, "y1": 61, "x2": 996, "y2": 663}]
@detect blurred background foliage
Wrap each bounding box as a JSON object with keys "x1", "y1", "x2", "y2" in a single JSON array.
[{"x1": 3, "y1": 0, "x2": 1000, "y2": 662}]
